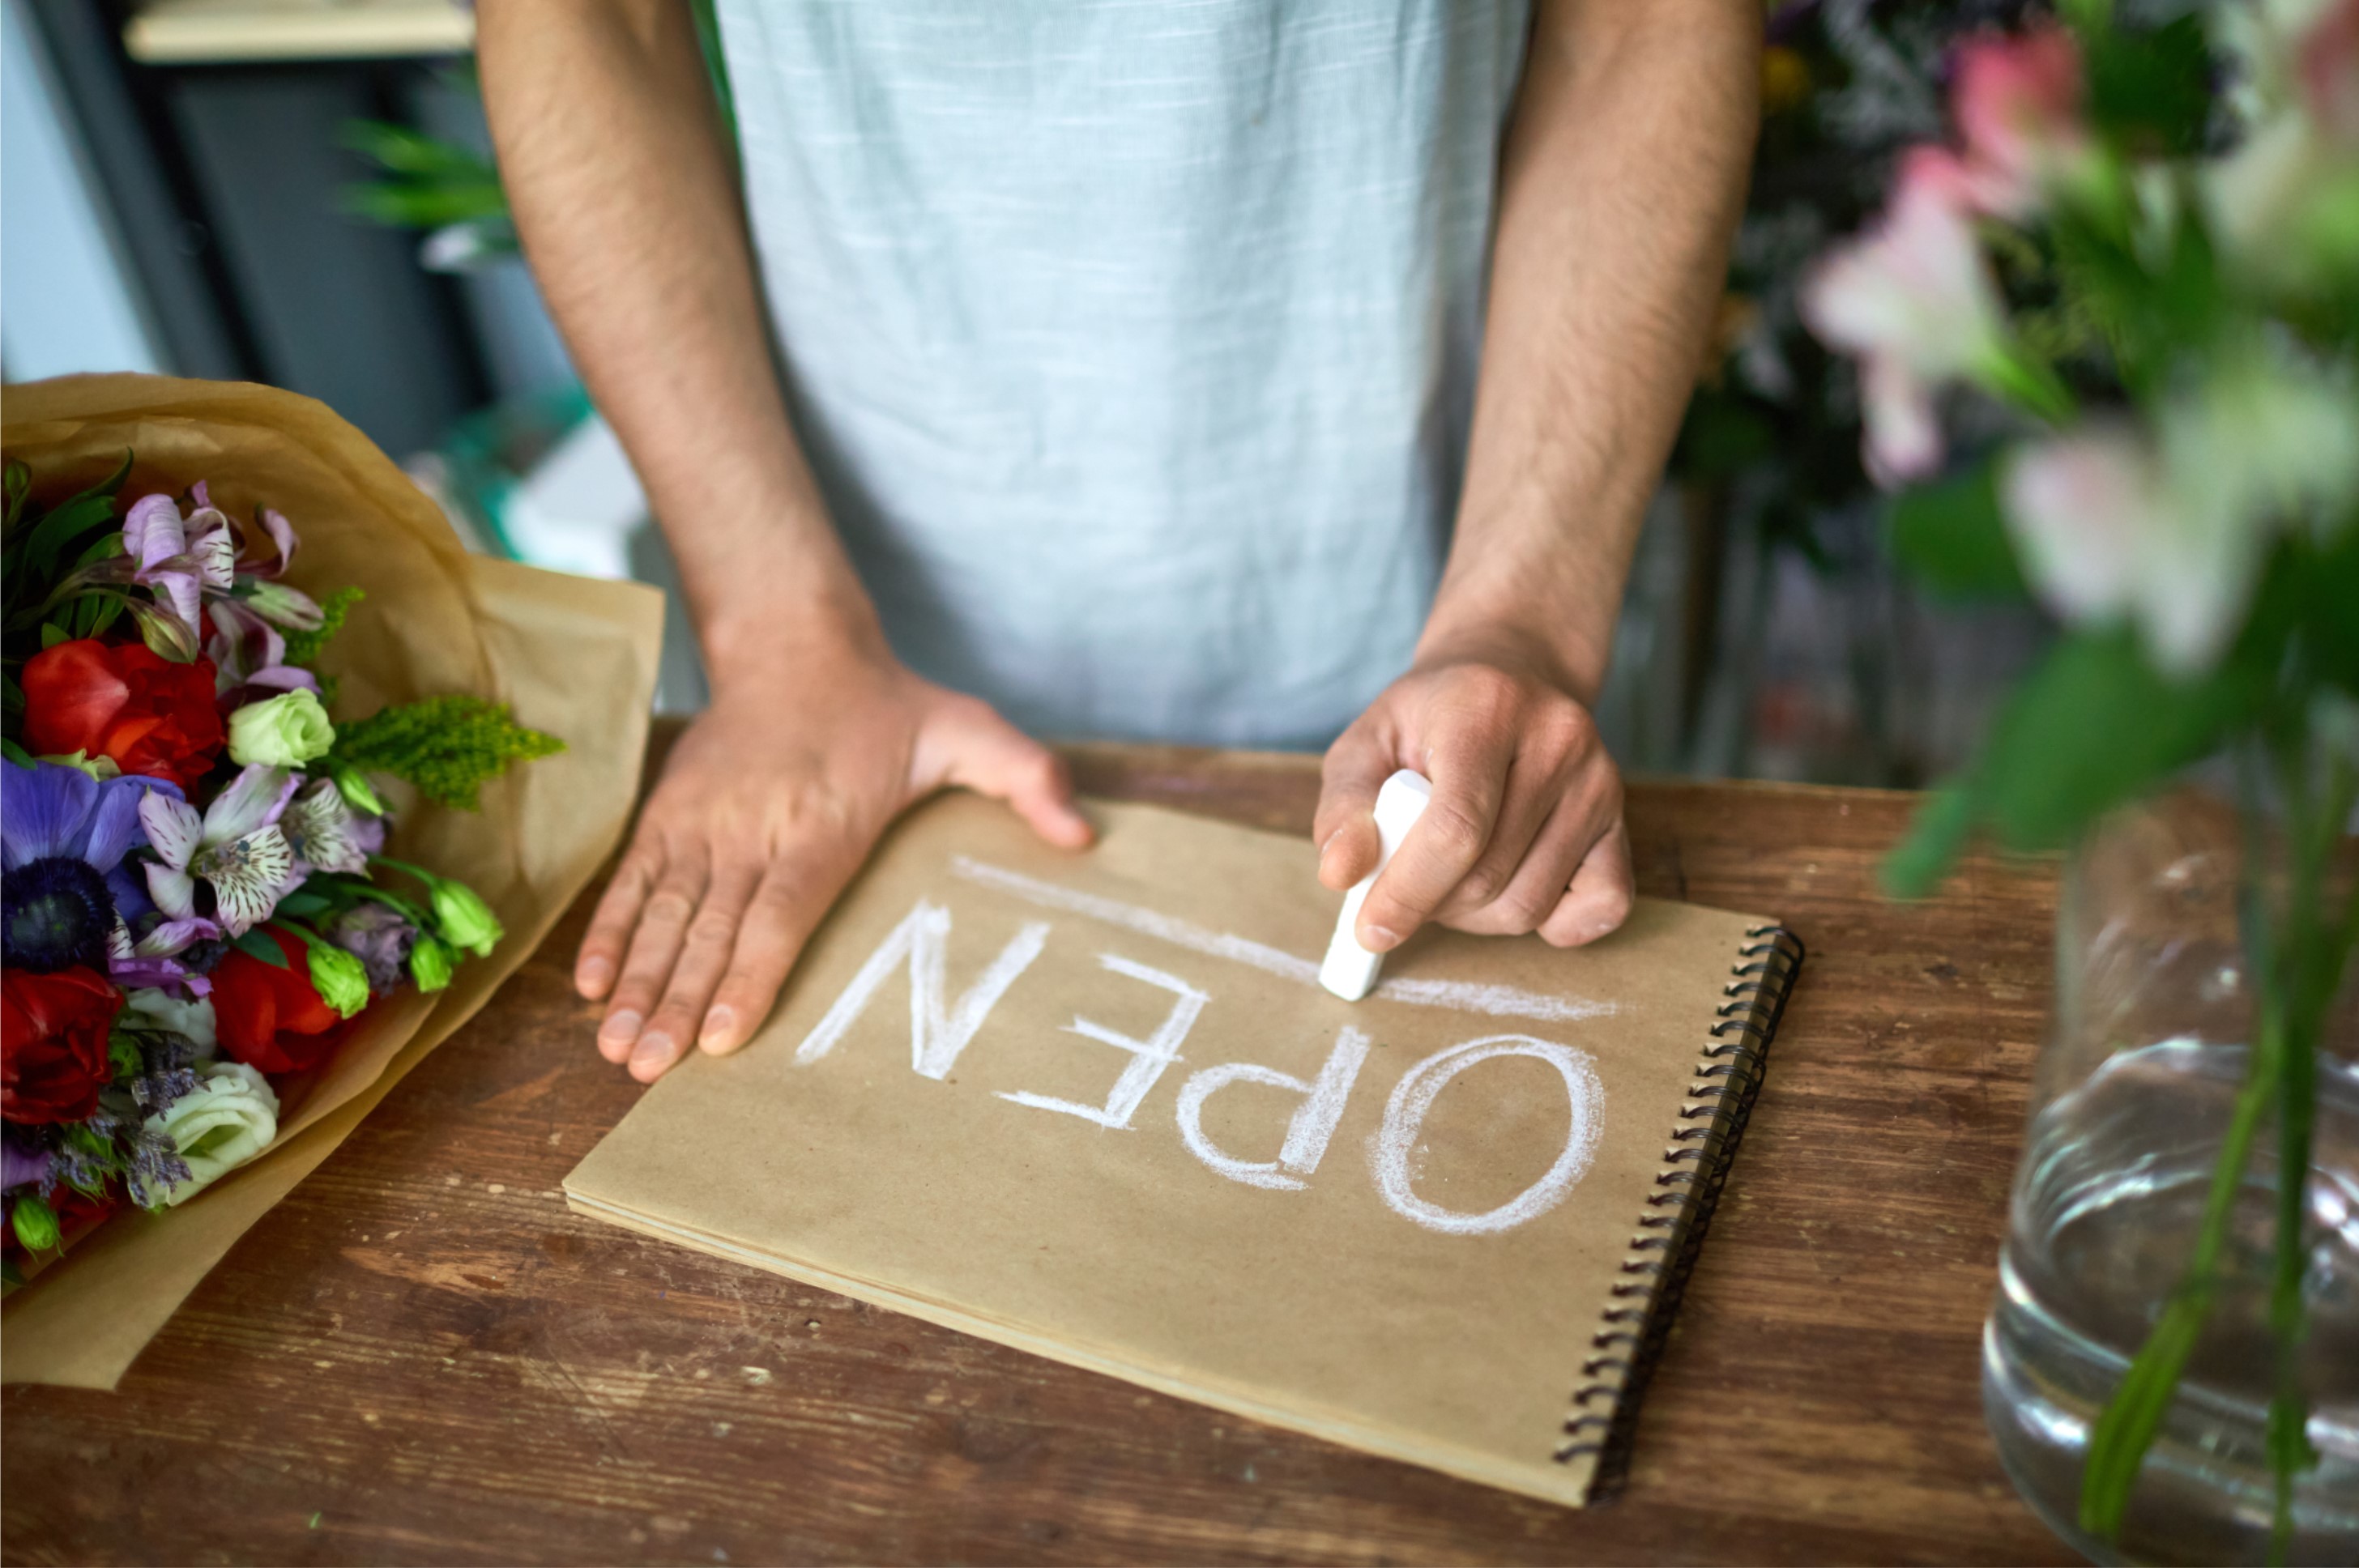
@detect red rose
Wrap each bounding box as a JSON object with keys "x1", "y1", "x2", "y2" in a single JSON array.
[
  {"x1": 21, "y1": 639, "x2": 224, "y2": 791},
  {"x1": 1, "y1": 966, "x2": 123, "y2": 1124},
  {"x1": 211, "y1": 928, "x2": 352, "y2": 1075}
]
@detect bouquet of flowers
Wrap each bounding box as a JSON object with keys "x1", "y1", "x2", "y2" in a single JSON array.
[
  {"x1": 1802, "y1": 0, "x2": 2356, "y2": 1557},
  {"x1": 2, "y1": 457, "x2": 562, "y2": 1279}
]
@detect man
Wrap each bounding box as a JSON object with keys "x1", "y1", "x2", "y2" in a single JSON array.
[{"x1": 478, "y1": 0, "x2": 1759, "y2": 1084}]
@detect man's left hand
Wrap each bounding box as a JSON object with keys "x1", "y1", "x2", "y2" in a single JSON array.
[{"x1": 1315, "y1": 640, "x2": 1633, "y2": 953}]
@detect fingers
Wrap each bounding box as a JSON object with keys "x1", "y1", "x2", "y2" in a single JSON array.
[
  {"x1": 625, "y1": 862, "x2": 761, "y2": 1081},
  {"x1": 576, "y1": 841, "x2": 658, "y2": 1003},
  {"x1": 1313, "y1": 723, "x2": 1390, "y2": 891},
  {"x1": 932, "y1": 700, "x2": 1095, "y2": 849},
  {"x1": 697, "y1": 841, "x2": 867, "y2": 1059},
  {"x1": 1540, "y1": 820, "x2": 1636, "y2": 948},
  {"x1": 1444, "y1": 787, "x2": 1591, "y2": 937},
  {"x1": 594, "y1": 846, "x2": 709, "y2": 1066},
  {"x1": 1354, "y1": 727, "x2": 1508, "y2": 952}
]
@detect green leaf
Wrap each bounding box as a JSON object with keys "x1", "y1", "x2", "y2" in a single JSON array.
[
  {"x1": 1888, "y1": 462, "x2": 2028, "y2": 601},
  {"x1": 22, "y1": 492, "x2": 120, "y2": 582},
  {"x1": 271, "y1": 888, "x2": 339, "y2": 921},
  {"x1": 231, "y1": 929, "x2": 292, "y2": 969},
  {"x1": 2, "y1": 461, "x2": 28, "y2": 536},
  {"x1": 38, "y1": 621, "x2": 70, "y2": 650},
  {"x1": 2085, "y1": 15, "x2": 2212, "y2": 158},
  {"x1": 1883, "y1": 784, "x2": 1979, "y2": 901},
  {"x1": 1881, "y1": 628, "x2": 2252, "y2": 893},
  {"x1": 1, "y1": 738, "x2": 32, "y2": 768},
  {"x1": 1980, "y1": 628, "x2": 2250, "y2": 851}
]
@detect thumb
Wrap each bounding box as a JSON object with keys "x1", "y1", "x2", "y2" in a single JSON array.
[{"x1": 924, "y1": 697, "x2": 1095, "y2": 850}]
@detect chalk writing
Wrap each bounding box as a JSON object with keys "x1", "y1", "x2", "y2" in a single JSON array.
[
  {"x1": 949, "y1": 857, "x2": 1615, "y2": 1023},
  {"x1": 793, "y1": 890, "x2": 1606, "y2": 1234},
  {"x1": 1175, "y1": 1025, "x2": 1371, "y2": 1190},
  {"x1": 793, "y1": 900, "x2": 1051, "y2": 1079},
  {"x1": 1370, "y1": 1036, "x2": 1604, "y2": 1235},
  {"x1": 1000, "y1": 954, "x2": 1207, "y2": 1129}
]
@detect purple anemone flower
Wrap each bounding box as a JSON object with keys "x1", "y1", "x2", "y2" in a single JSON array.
[{"x1": 1, "y1": 761, "x2": 182, "y2": 974}]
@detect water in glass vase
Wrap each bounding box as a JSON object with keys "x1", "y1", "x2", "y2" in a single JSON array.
[{"x1": 1985, "y1": 1038, "x2": 2359, "y2": 1563}]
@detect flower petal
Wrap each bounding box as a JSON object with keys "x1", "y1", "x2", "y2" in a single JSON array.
[
  {"x1": 122, "y1": 494, "x2": 188, "y2": 572},
  {"x1": 204, "y1": 826, "x2": 294, "y2": 935},
  {"x1": 145, "y1": 862, "x2": 199, "y2": 920},
  {"x1": 136, "y1": 914, "x2": 221, "y2": 957},
  {"x1": 139, "y1": 790, "x2": 205, "y2": 872},
  {"x1": 0, "y1": 759, "x2": 97, "y2": 871},
  {"x1": 203, "y1": 764, "x2": 296, "y2": 844},
  {"x1": 249, "y1": 506, "x2": 298, "y2": 577},
  {"x1": 185, "y1": 510, "x2": 238, "y2": 590}
]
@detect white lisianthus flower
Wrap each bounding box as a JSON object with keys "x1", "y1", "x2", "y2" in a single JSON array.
[
  {"x1": 2002, "y1": 348, "x2": 2359, "y2": 673},
  {"x1": 125, "y1": 990, "x2": 218, "y2": 1058},
  {"x1": 151, "y1": 1062, "x2": 280, "y2": 1207}
]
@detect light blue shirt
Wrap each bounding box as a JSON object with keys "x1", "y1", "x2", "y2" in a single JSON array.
[{"x1": 716, "y1": 1, "x2": 1529, "y2": 747}]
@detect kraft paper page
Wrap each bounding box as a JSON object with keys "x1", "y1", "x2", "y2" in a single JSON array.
[{"x1": 567, "y1": 793, "x2": 1774, "y2": 1506}]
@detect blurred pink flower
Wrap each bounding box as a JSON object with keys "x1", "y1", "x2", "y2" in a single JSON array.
[
  {"x1": 1800, "y1": 153, "x2": 2007, "y2": 485},
  {"x1": 2297, "y1": 0, "x2": 2359, "y2": 145},
  {"x1": 2002, "y1": 351, "x2": 2359, "y2": 673},
  {"x1": 1951, "y1": 25, "x2": 2090, "y2": 217}
]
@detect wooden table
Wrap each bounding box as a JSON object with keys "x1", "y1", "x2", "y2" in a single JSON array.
[{"x1": 2, "y1": 739, "x2": 2068, "y2": 1565}]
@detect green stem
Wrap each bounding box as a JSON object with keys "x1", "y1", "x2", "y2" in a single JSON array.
[
  {"x1": 366, "y1": 854, "x2": 442, "y2": 891},
  {"x1": 345, "y1": 882, "x2": 433, "y2": 928},
  {"x1": 2079, "y1": 1007, "x2": 2283, "y2": 1541}
]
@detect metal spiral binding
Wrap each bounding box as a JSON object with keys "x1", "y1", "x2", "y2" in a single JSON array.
[{"x1": 1554, "y1": 921, "x2": 1805, "y2": 1500}]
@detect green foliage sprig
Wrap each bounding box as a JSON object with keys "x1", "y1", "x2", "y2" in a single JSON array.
[{"x1": 331, "y1": 693, "x2": 564, "y2": 810}]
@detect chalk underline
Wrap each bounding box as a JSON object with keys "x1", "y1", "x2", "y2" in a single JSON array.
[{"x1": 946, "y1": 857, "x2": 1616, "y2": 1025}]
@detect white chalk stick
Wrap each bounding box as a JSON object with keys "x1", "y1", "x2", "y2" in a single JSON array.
[{"x1": 1319, "y1": 769, "x2": 1433, "y2": 1002}]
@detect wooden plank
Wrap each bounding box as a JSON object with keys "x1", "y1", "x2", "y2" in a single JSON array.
[{"x1": 0, "y1": 734, "x2": 2067, "y2": 1565}]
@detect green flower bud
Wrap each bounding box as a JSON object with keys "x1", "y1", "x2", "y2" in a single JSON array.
[
  {"x1": 307, "y1": 942, "x2": 371, "y2": 1019},
  {"x1": 331, "y1": 761, "x2": 386, "y2": 816},
  {"x1": 409, "y1": 932, "x2": 454, "y2": 993},
  {"x1": 227, "y1": 689, "x2": 335, "y2": 768},
  {"x1": 431, "y1": 879, "x2": 503, "y2": 958},
  {"x1": 10, "y1": 1193, "x2": 60, "y2": 1254}
]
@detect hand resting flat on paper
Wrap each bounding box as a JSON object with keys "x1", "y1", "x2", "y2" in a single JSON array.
[
  {"x1": 1315, "y1": 634, "x2": 1634, "y2": 955},
  {"x1": 577, "y1": 633, "x2": 1094, "y2": 1082}
]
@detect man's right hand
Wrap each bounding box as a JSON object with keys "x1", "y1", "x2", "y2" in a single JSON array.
[{"x1": 578, "y1": 633, "x2": 1094, "y2": 1082}]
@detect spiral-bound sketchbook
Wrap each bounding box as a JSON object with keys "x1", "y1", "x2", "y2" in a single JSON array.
[{"x1": 566, "y1": 794, "x2": 1800, "y2": 1506}]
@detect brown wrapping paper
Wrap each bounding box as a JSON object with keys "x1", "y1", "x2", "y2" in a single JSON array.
[
  {"x1": 567, "y1": 793, "x2": 1781, "y2": 1506},
  {"x1": 2, "y1": 375, "x2": 664, "y2": 1387}
]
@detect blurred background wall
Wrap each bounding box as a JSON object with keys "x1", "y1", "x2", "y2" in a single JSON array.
[{"x1": 0, "y1": 0, "x2": 2053, "y2": 778}]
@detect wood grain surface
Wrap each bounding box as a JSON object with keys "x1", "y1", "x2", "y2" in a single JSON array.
[{"x1": 1, "y1": 732, "x2": 2069, "y2": 1566}]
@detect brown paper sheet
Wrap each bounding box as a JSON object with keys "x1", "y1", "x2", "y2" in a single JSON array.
[
  {"x1": 2, "y1": 375, "x2": 664, "y2": 1387},
  {"x1": 567, "y1": 793, "x2": 1777, "y2": 1506}
]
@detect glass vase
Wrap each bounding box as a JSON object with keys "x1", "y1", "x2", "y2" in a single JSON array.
[{"x1": 1982, "y1": 784, "x2": 2359, "y2": 1564}]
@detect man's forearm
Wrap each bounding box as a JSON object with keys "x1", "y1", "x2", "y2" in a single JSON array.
[
  {"x1": 1426, "y1": 0, "x2": 1760, "y2": 701},
  {"x1": 477, "y1": 0, "x2": 879, "y2": 680}
]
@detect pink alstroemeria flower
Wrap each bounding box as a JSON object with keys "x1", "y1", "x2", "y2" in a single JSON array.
[
  {"x1": 279, "y1": 776, "x2": 384, "y2": 878},
  {"x1": 206, "y1": 597, "x2": 320, "y2": 697},
  {"x1": 139, "y1": 764, "x2": 301, "y2": 937},
  {"x1": 1950, "y1": 24, "x2": 2090, "y2": 217},
  {"x1": 1800, "y1": 151, "x2": 2007, "y2": 485},
  {"x1": 121, "y1": 492, "x2": 237, "y2": 644}
]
